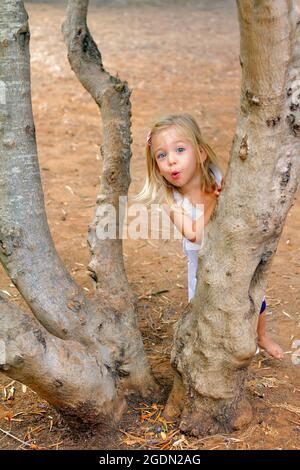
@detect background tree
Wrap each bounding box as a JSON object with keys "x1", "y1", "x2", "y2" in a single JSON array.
[{"x1": 165, "y1": 0, "x2": 300, "y2": 435}]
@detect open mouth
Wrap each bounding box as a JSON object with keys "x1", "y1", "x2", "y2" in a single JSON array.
[{"x1": 171, "y1": 171, "x2": 180, "y2": 177}]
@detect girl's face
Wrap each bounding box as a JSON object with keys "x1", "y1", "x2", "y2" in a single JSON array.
[{"x1": 152, "y1": 125, "x2": 206, "y2": 190}]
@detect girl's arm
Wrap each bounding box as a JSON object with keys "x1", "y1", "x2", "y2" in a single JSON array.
[
  {"x1": 162, "y1": 179, "x2": 223, "y2": 243},
  {"x1": 161, "y1": 203, "x2": 197, "y2": 242},
  {"x1": 162, "y1": 176, "x2": 224, "y2": 244},
  {"x1": 162, "y1": 198, "x2": 217, "y2": 244}
]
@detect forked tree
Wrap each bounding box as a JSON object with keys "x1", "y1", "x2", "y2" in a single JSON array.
[
  {"x1": 0, "y1": 0, "x2": 299, "y2": 435},
  {"x1": 0, "y1": 0, "x2": 157, "y2": 428}
]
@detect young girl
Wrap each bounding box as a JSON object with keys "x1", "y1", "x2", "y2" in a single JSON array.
[{"x1": 135, "y1": 113, "x2": 283, "y2": 359}]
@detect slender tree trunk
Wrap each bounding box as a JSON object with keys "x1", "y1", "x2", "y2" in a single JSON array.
[
  {"x1": 61, "y1": 0, "x2": 157, "y2": 395},
  {"x1": 62, "y1": 0, "x2": 134, "y2": 302},
  {"x1": 165, "y1": 0, "x2": 300, "y2": 435},
  {"x1": 0, "y1": 0, "x2": 157, "y2": 428}
]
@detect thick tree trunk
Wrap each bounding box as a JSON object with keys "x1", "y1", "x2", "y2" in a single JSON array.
[
  {"x1": 0, "y1": 0, "x2": 157, "y2": 427},
  {"x1": 166, "y1": 0, "x2": 300, "y2": 435}
]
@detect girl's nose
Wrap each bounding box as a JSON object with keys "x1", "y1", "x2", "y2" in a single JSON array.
[{"x1": 167, "y1": 152, "x2": 177, "y2": 165}]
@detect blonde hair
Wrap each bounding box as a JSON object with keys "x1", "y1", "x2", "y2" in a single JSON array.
[{"x1": 134, "y1": 113, "x2": 225, "y2": 206}]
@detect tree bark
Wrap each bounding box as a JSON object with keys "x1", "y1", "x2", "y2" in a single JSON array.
[
  {"x1": 62, "y1": 0, "x2": 134, "y2": 302},
  {"x1": 166, "y1": 0, "x2": 300, "y2": 435},
  {"x1": 0, "y1": 294, "x2": 125, "y2": 429},
  {"x1": 61, "y1": 0, "x2": 158, "y2": 397},
  {"x1": 0, "y1": 0, "x2": 157, "y2": 427}
]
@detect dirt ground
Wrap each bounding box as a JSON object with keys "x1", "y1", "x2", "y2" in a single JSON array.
[{"x1": 0, "y1": 0, "x2": 300, "y2": 450}]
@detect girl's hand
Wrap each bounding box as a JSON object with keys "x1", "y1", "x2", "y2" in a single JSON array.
[
  {"x1": 213, "y1": 176, "x2": 224, "y2": 198},
  {"x1": 161, "y1": 202, "x2": 200, "y2": 242}
]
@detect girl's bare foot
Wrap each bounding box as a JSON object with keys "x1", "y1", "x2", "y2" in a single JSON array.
[{"x1": 258, "y1": 335, "x2": 284, "y2": 359}]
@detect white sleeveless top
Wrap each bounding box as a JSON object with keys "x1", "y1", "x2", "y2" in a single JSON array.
[
  {"x1": 172, "y1": 163, "x2": 223, "y2": 254},
  {"x1": 172, "y1": 163, "x2": 223, "y2": 302}
]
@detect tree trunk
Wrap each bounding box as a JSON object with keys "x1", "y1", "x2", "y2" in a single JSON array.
[
  {"x1": 0, "y1": 0, "x2": 157, "y2": 428},
  {"x1": 165, "y1": 0, "x2": 300, "y2": 435},
  {"x1": 0, "y1": 294, "x2": 125, "y2": 429}
]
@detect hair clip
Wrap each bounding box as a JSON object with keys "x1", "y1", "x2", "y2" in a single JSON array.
[{"x1": 146, "y1": 131, "x2": 152, "y2": 146}]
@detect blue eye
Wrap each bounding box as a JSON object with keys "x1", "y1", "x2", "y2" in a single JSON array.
[
  {"x1": 157, "y1": 152, "x2": 166, "y2": 160},
  {"x1": 177, "y1": 147, "x2": 185, "y2": 153}
]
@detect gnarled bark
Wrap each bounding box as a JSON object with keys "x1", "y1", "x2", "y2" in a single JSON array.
[
  {"x1": 0, "y1": 0, "x2": 157, "y2": 428},
  {"x1": 166, "y1": 0, "x2": 300, "y2": 435},
  {"x1": 61, "y1": 0, "x2": 158, "y2": 397},
  {"x1": 62, "y1": 0, "x2": 134, "y2": 301},
  {"x1": 0, "y1": 294, "x2": 125, "y2": 429}
]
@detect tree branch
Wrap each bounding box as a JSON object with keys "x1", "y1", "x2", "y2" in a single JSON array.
[
  {"x1": 62, "y1": 0, "x2": 158, "y2": 397},
  {"x1": 62, "y1": 0, "x2": 135, "y2": 302},
  {"x1": 0, "y1": 0, "x2": 92, "y2": 341}
]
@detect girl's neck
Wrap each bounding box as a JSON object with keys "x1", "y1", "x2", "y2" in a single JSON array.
[{"x1": 179, "y1": 174, "x2": 206, "y2": 205}]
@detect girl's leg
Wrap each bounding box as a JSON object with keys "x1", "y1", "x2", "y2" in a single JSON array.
[
  {"x1": 187, "y1": 249, "x2": 199, "y2": 303},
  {"x1": 257, "y1": 300, "x2": 284, "y2": 359}
]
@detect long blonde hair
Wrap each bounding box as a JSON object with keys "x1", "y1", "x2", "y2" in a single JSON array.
[{"x1": 134, "y1": 113, "x2": 225, "y2": 206}]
